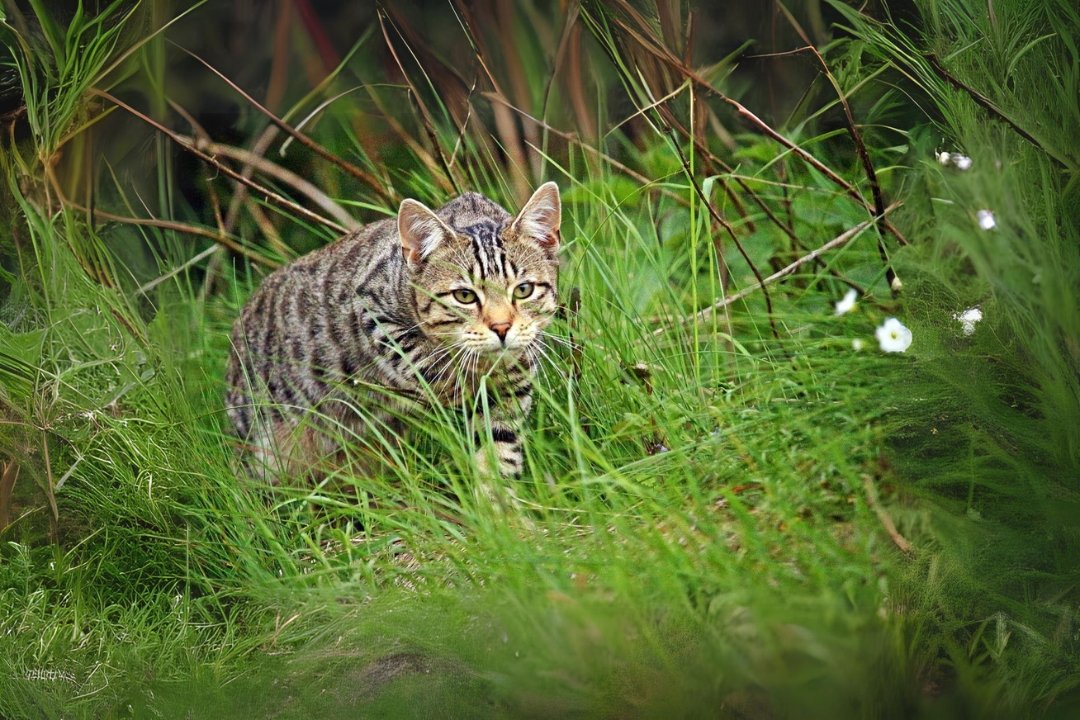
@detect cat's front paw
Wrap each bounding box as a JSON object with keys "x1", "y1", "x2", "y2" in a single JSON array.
[
  {"x1": 474, "y1": 422, "x2": 525, "y2": 477},
  {"x1": 474, "y1": 444, "x2": 523, "y2": 479},
  {"x1": 473, "y1": 472, "x2": 529, "y2": 521}
]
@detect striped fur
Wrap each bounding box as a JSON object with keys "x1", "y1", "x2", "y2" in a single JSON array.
[{"x1": 226, "y1": 183, "x2": 561, "y2": 481}]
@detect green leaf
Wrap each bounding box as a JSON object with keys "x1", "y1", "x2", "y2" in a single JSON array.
[{"x1": 25, "y1": 0, "x2": 65, "y2": 68}]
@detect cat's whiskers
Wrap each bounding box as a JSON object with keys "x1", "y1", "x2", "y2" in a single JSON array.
[
  {"x1": 469, "y1": 347, "x2": 485, "y2": 385},
  {"x1": 421, "y1": 351, "x2": 454, "y2": 385},
  {"x1": 425, "y1": 340, "x2": 470, "y2": 387},
  {"x1": 440, "y1": 345, "x2": 471, "y2": 386},
  {"x1": 539, "y1": 329, "x2": 575, "y2": 349},
  {"x1": 529, "y1": 340, "x2": 564, "y2": 378},
  {"x1": 425, "y1": 338, "x2": 462, "y2": 363},
  {"x1": 450, "y1": 347, "x2": 476, "y2": 393},
  {"x1": 529, "y1": 343, "x2": 553, "y2": 372}
]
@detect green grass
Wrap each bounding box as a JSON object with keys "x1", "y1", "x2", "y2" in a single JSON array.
[{"x1": 1, "y1": 1, "x2": 1078, "y2": 717}]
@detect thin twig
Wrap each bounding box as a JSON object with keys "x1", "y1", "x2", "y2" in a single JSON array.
[
  {"x1": 223, "y1": 125, "x2": 280, "y2": 233},
  {"x1": 364, "y1": 84, "x2": 452, "y2": 189},
  {"x1": 665, "y1": 127, "x2": 780, "y2": 339},
  {"x1": 656, "y1": 202, "x2": 899, "y2": 335},
  {"x1": 863, "y1": 474, "x2": 912, "y2": 553},
  {"x1": 245, "y1": 201, "x2": 289, "y2": 258},
  {"x1": 41, "y1": 153, "x2": 278, "y2": 268},
  {"x1": 925, "y1": 53, "x2": 1069, "y2": 169},
  {"x1": 178, "y1": 135, "x2": 360, "y2": 230},
  {"x1": 199, "y1": 175, "x2": 228, "y2": 300},
  {"x1": 487, "y1": 93, "x2": 690, "y2": 208},
  {"x1": 89, "y1": 89, "x2": 347, "y2": 235},
  {"x1": 447, "y1": 0, "x2": 542, "y2": 198},
  {"x1": 379, "y1": 11, "x2": 462, "y2": 195},
  {"x1": 66, "y1": 200, "x2": 277, "y2": 268},
  {"x1": 540, "y1": 1, "x2": 583, "y2": 125},
  {"x1": 448, "y1": 75, "x2": 478, "y2": 168},
  {"x1": 172, "y1": 43, "x2": 396, "y2": 203},
  {"x1": 655, "y1": 101, "x2": 867, "y2": 294},
  {"x1": 602, "y1": 10, "x2": 910, "y2": 248},
  {"x1": 135, "y1": 244, "x2": 220, "y2": 296},
  {"x1": 39, "y1": 430, "x2": 58, "y2": 543},
  {"x1": 774, "y1": 5, "x2": 899, "y2": 290},
  {"x1": 653, "y1": 102, "x2": 754, "y2": 230}
]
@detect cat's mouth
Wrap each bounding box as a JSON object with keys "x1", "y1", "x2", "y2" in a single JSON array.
[
  {"x1": 477, "y1": 341, "x2": 526, "y2": 358},
  {"x1": 451, "y1": 340, "x2": 533, "y2": 368}
]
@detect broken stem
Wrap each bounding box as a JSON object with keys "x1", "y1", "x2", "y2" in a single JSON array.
[{"x1": 657, "y1": 202, "x2": 899, "y2": 335}]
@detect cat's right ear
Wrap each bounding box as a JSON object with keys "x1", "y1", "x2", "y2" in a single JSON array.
[
  {"x1": 510, "y1": 181, "x2": 561, "y2": 250},
  {"x1": 398, "y1": 199, "x2": 453, "y2": 265}
]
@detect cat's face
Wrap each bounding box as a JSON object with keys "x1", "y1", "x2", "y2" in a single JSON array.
[{"x1": 399, "y1": 184, "x2": 561, "y2": 360}]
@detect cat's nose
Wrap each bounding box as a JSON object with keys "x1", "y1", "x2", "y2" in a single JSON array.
[{"x1": 489, "y1": 322, "x2": 511, "y2": 343}]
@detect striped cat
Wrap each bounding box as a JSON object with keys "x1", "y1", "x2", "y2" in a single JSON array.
[{"x1": 225, "y1": 182, "x2": 561, "y2": 481}]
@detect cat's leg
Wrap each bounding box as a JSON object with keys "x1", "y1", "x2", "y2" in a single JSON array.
[
  {"x1": 316, "y1": 390, "x2": 409, "y2": 478},
  {"x1": 236, "y1": 409, "x2": 295, "y2": 485},
  {"x1": 473, "y1": 364, "x2": 534, "y2": 478}
]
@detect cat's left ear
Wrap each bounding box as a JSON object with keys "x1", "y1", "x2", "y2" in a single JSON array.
[{"x1": 510, "y1": 182, "x2": 561, "y2": 250}]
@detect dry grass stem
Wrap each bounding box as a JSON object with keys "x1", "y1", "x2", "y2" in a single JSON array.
[
  {"x1": 174, "y1": 44, "x2": 396, "y2": 204},
  {"x1": 658, "y1": 202, "x2": 900, "y2": 334},
  {"x1": 180, "y1": 135, "x2": 360, "y2": 231},
  {"x1": 862, "y1": 475, "x2": 912, "y2": 554},
  {"x1": 90, "y1": 90, "x2": 348, "y2": 234}
]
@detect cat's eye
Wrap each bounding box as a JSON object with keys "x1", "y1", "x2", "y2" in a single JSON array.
[
  {"x1": 451, "y1": 288, "x2": 478, "y2": 304},
  {"x1": 512, "y1": 282, "x2": 535, "y2": 300}
]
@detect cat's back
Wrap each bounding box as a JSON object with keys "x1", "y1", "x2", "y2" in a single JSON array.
[
  {"x1": 225, "y1": 215, "x2": 400, "y2": 425},
  {"x1": 255, "y1": 213, "x2": 399, "y2": 304}
]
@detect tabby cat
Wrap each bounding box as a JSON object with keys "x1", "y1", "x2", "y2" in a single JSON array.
[{"x1": 225, "y1": 182, "x2": 561, "y2": 480}]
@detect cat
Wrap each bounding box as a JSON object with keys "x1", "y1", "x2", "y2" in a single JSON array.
[{"x1": 225, "y1": 182, "x2": 561, "y2": 482}]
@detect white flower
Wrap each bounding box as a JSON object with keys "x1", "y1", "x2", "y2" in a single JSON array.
[
  {"x1": 834, "y1": 289, "x2": 858, "y2": 316},
  {"x1": 976, "y1": 209, "x2": 996, "y2": 230},
  {"x1": 936, "y1": 150, "x2": 972, "y2": 170},
  {"x1": 876, "y1": 318, "x2": 913, "y2": 353},
  {"x1": 852, "y1": 338, "x2": 866, "y2": 351},
  {"x1": 954, "y1": 307, "x2": 983, "y2": 336}
]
